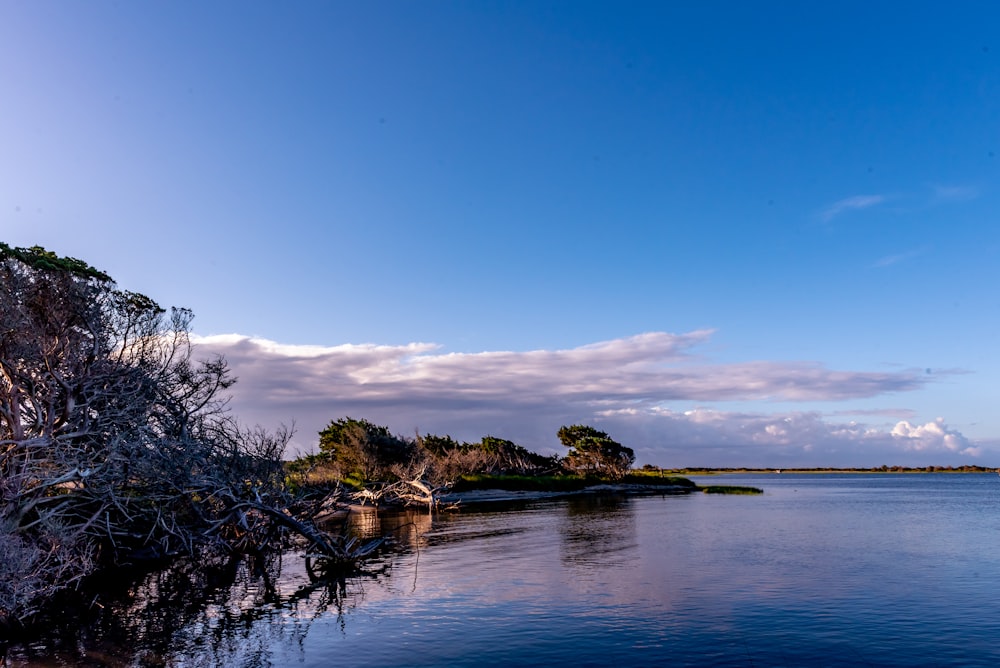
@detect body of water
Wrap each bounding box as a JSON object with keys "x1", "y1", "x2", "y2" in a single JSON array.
[{"x1": 6, "y1": 473, "x2": 1000, "y2": 666}]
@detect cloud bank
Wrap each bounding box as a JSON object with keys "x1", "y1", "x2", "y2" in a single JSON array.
[{"x1": 191, "y1": 331, "x2": 983, "y2": 467}]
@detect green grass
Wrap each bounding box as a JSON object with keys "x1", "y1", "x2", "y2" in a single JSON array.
[
  {"x1": 451, "y1": 472, "x2": 699, "y2": 493},
  {"x1": 451, "y1": 474, "x2": 592, "y2": 492},
  {"x1": 697, "y1": 485, "x2": 764, "y2": 495},
  {"x1": 285, "y1": 465, "x2": 709, "y2": 496},
  {"x1": 622, "y1": 472, "x2": 698, "y2": 489}
]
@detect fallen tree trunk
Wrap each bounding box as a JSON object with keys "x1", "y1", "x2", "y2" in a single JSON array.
[{"x1": 229, "y1": 499, "x2": 384, "y2": 567}]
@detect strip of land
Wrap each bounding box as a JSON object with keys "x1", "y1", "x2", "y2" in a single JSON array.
[{"x1": 667, "y1": 466, "x2": 996, "y2": 474}]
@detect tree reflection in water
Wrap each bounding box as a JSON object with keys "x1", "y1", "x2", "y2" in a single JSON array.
[
  {"x1": 1, "y1": 507, "x2": 444, "y2": 667},
  {"x1": 2, "y1": 549, "x2": 385, "y2": 666},
  {"x1": 559, "y1": 494, "x2": 639, "y2": 570}
]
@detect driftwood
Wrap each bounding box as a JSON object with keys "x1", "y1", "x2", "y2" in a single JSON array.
[{"x1": 349, "y1": 469, "x2": 449, "y2": 509}]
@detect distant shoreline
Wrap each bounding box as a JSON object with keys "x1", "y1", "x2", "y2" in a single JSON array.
[{"x1": 669, "y1": 467, "x2": 997, "y2": 475}]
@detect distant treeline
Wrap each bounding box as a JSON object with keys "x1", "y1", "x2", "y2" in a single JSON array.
[{"x1": 655, "y1": 465, "x2": 997, "y2": 473}]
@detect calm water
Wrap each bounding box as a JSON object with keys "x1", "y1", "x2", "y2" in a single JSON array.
[{"x1": 6, "y1": 474, "x2": 1000, "y2": 666}]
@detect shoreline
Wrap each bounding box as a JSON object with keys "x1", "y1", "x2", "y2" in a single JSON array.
[
  {"x1": 435, "y1": 482, "x2": 695, "y2": 507},
  {"x1": 330, "y1": 482, "x2": 699, "y2": 516},
  {"x1": 672, "y1": 468, "x2": 996, "y2": 475}
]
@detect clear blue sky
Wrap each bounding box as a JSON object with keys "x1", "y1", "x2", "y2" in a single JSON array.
[{"x1": 3, "y1": 1, "x2": 998, "y2": 466}]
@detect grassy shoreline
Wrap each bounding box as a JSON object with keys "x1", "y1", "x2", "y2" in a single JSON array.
[{"x1": 435, "y1": 472, "x2": 762, "y2": 504}]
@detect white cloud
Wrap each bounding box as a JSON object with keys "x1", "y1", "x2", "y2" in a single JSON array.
[
  {"x1": 890, "y1": 418, "x2": 978, "y2": 455},
  {"x1": 819, "y1": 194, "x2": 887, "y2": 223},
  {"x1": 187, "y1": 331, "x2": 985, "y2": 467}
]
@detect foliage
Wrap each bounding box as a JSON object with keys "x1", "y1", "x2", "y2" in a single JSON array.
[
  {"x1": 0, "y1": 242, "x2": 112, "y2": 282},
  {"x1": 314, "y1": 420, "x2": 560, "y2": 488},
  {"x1": 476, "y1": 436, "x2": 560, "y2": 475},
  {"x1": 318, "y1": 417, "x2": 415, "y2": 483},
  {"x1": 557, "y1": 425, "x2": 635, "y2": 480},
  {"x1": 415, "y1": 435, "x2": 491, "y2": 483},
  {"x1": 419, "y1": 434, "x2": 464, "y2": 457}
]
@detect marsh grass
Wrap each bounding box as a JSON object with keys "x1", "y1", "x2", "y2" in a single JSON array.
[
  {"x1": 451, "y1": 474, "x2": 591, "y2": 492},
  {"x1": 287, "y1": 466, "x2": 706, "y2": 496},
  {"x1": 452, "y1": 472, "x2": 699, "y2": 492},
  {"x1": 622, "y1": 472, "x2": 699, "y2": 489},
  {"x1": 697, "y1": 485, "x2": 764, "y2": 495}
]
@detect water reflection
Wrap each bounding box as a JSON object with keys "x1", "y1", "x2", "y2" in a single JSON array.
[
  {"x1": 3, "y1": 504, "x2": 456, "y2": 666},
  {"x1": 348, "y1": 505, "x2": 434, "y2": 546},
  {"x1": 559, "y1": 494, "x2": 637, "y2": 569},
  {"x1": 3, "y1": 548, "x2": 385, "y2": 667},
  {"x1": 7, "y1": 477, "x2": 1000, "y2": 667}
]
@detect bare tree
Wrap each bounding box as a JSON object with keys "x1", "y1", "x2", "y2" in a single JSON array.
[{"x1": 0, "y1": 245, "x2": 376, "y2": 629}]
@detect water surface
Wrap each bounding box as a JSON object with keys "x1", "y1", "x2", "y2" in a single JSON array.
[{"x1": 6, "y1": 474, "x2": 1000, "y2": 666}]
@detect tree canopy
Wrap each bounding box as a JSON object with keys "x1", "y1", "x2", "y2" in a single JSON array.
[
  {"x1": 315, "y1": 419, "x2": 559, "y2": 485},
  {"x1": 318, "y1": 417, "x2": 415, "y2": 482},
  {"x1": 557, "y1": 425, "x2": 635, "y2": 480}
]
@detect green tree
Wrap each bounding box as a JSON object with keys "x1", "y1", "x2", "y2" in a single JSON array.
[
  {"x1": 419, "y1": 433, "x2": 465, "y2": 457},
  {"x1": 557, "y1": 424, "x2": 635, "y2": 480},
  {"x1": 408, "y1": 433, "x2": 558, "y2": 483},
  {"x1": 477, "y1": 436, "x2": 558, "y2": 474},
  {"x1": 318, "y1": 417, "x2": 414, "y2": 482}
]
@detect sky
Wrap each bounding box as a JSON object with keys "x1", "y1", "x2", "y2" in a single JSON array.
[{"x1": 2, "y1": 1, "x2": 999, "y2": 467}]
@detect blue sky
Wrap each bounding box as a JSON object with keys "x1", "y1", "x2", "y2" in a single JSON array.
[{"x1": 3, "y1": 2, "x2": 998, "y2": 466}]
